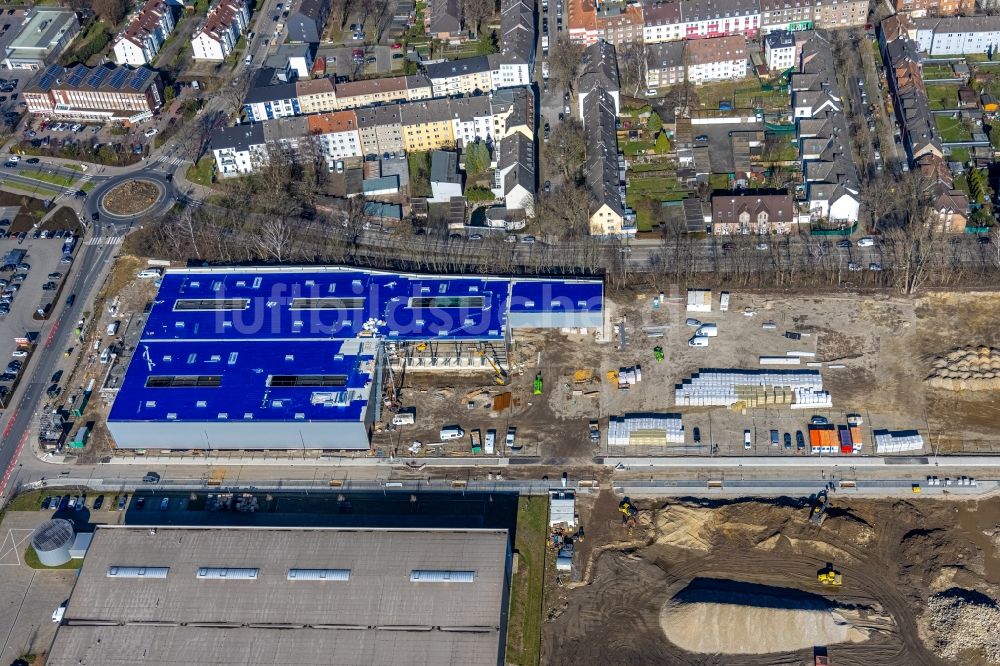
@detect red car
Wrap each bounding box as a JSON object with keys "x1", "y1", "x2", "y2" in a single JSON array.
[{"x1": 391, "y1": 42, "x2": 402, "y2": 49}]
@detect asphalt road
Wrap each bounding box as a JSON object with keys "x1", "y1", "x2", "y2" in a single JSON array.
[{"x1": 0, "y1": 238, "x2": 120, "y2": 498}]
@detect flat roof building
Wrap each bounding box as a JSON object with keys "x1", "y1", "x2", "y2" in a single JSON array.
[
  {"x1": 47, "y1": 525, "x2": 512, "y2": 666},
  {"x1": 4, "y1": 8, "x2": 79, "y2": 70},
  {"x1": 107, "y1": 267, "x2": 603, "y2": 450}
]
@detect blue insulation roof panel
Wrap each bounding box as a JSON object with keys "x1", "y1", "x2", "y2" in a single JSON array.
[
  {"x1": 142, "y1": 269, "x2": 515, "y2": 342},
  {"x1": 508, "y1": 280, "x2": 604, "y2": 314},
  {"x1": 108, "y1": 338, "x2": 377, "y2": 424}
]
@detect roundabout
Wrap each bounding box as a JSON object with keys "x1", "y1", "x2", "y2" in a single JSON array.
[{"x1": 85, "y1": 170, "x2": 177, "y2": 226}]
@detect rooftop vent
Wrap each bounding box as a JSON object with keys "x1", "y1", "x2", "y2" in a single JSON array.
[{"x1": 196, "y1": 567, "x2": 259, "y2": 580}]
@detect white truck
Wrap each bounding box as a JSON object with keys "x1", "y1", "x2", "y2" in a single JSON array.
[{"x1": 485, "y1": 429, "x2": 496, "y2": 454}]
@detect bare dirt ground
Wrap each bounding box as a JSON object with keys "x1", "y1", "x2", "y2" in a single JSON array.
[{"x1": 542, "y1": 493, "x2": 1000, "y2": 666}]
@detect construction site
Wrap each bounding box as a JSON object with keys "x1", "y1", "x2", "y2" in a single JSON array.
[{"x1": 541, "y1": 489, "x2": 1000, "y2": 665}]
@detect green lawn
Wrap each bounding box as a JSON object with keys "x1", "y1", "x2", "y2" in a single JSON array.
[
  {"x1": 25, "y1": 546, "x2": 83, "y2": 570},
  {"x1": 922, "y1": 64, "x2": 955, "y2": 80},
  {"x1": 935, "y1": 115, "x2": 974, "y2": 142},
  {"x1": 505, "y1": 496, "x2": 547, "y2": 666},
  {"x1": 949, "y1": 146, "x2": 971, "y2": 164},
  {"x1": 186, "y1": 158, "x2": 215, "y2": 187},
  {"x1": 872, "y1": 41, "x2": 884, "y2": 68},
  {"x1": 621, "y1": 140, "x2": 655, "y2": 157},
  {"x1": 23, "y1": 169, "x2": 77, "y2": 187},
  {"x1": 925, "y1": 83, "x2": 960, "y2": 110},
  {"x1": 709, "y1": 173, "x2": 731, "y2": 190},
  {"x1": 1, "y1": 182, "x2": 61, "y2": 196},
  {"x1": 407, "y1": 151, "x2": 432, "y2": 197}
]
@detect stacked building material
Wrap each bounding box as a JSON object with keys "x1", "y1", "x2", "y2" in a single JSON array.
[
  {"x1": 874, "y1": 429, "x2": 924, "y2": 454},
  {"x1": 607, "y1": 413, "x2": 684, "y2": 446},
  {"x1": 674, "y1": 369, "x2": 831, "y2": 409}
]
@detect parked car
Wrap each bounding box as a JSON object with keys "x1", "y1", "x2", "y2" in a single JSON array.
[
  {"x1": 858, "y1": 237, "x2": 875, "y2": 247},
  {"x1": 93, "y1": 495, "x2": 104, "y2": 510},
  {"x1": 118, "y1": 494, "x2": 128, "y2": 511}
]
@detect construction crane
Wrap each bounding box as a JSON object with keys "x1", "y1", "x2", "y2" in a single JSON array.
[
  {"x1": 809, "y1": 490, "x2": 829, "y2": 527},
  {"x1": 818, "y1": 564, "x2": 843, "y2": 586}
]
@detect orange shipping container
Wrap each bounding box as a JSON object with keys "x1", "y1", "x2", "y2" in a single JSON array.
[{"x1": 849, "y1": 425, "x2": 862, "y2": 448}]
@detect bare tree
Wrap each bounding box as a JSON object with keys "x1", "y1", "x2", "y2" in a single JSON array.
[
  {"x1": 549, "y1": 38, "x2": 585, "y2": 94},
  {"x1": 461, "y1": 0, "x2": 495, "y2": 37},
  {"x1": 220, "y1": 72, "x2": 253, "y2": 121},
  {"x1": 618, "y1": 43, "x2": 648, "y2": 99},
  {"x1": 93, "y1": 0, "x2": 127, "y2": 25},
  {"x1": 547, "y1": 117, "x2": 586, "y2": 180}
]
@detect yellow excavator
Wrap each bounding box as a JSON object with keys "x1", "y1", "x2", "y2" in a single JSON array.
[
  {"x1": 619, "y1": 498, "x2": 638, "y2": 527},
  {"x1": 818, "y1": 563, "x2": 843, "y2": 586},
  {"x1": 481, "y1": 349, "x2": 509, "y2": 386}
]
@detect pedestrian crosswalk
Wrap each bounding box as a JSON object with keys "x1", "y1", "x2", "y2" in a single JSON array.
[
  {"x1": 156, "y1": 156, "x2": 185, "y2": 168},
  {"x1": 85, "y1": 235, "x2": 124, "y2": 246}
]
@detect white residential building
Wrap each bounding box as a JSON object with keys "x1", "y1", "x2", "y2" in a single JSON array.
[
  {"x1": 112, "y1": 0, "x2": 176, "y2": 66},
  {"x1": 764, "y1": 29, "x2": 795, "y2": 72},
  {"x1": 914, "y1": 16, "x2": 1000, "y2": 55},
  {"x1": 307, "y1": 110, "x2": 363, "y2": 161},
  {"x1": 685, "y1": 35, "x2": 748, "y2": 84},
  {"x1": 191, "y1": 0, "x2": 250, "y2": 61},
  {"x1": 211, "y1": 124, "x2": 267, "y2": 177}
]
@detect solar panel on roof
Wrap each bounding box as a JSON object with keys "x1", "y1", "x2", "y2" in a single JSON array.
[
  {"x1": 86, "y1": 67, "x2": 111, "y2": 88},
  {"x1": 129, "y1": 68, "x2": 153, "y2": 90},
  {"x1": 38, "y1": 63, "x2": 61, "y2": 90},
  {"x1": 108, "y1": 68, "x2": 130, "y2": 89},
  {"x1": 67, "y1": 66, "x2": 88, "y2": 86}
]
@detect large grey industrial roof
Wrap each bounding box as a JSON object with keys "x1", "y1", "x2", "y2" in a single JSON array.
[{"x1": 48, "y1": 525, "x2": 509, "y2": 666}]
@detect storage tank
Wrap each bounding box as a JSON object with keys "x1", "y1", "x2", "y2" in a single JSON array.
[{"x1": 31, "y1": 519, "x2": 75, "y2": 567}]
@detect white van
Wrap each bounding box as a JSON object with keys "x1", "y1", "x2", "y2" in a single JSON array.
[
  {"x1": 137, "y1": 268, "x2": 162, "y2": 279},
  {"x1": 391, "y1": 411, "x2": 415, "y2": 426},
  {"x1": 744, "y1": 430, "x2": 752, "y2": 449},
  {"x1": 695, "y1": 324, "x2": 718, "y2": 337},
  {"x1": 106, "y1": 320, "x2": 120, "y2": 336},
  {"x1": 99, "y1": 347, "x2": 111, "y2": 364},
  {"x1": 439, "y1": 425, "x2": 464, "y2": 440},
  {"x1": 688, "y1": 336, "x2": 709, "y2": 347}
]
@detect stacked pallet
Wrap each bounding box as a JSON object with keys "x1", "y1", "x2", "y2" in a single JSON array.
[
  {"x1": 874, "y1": 429, "x2": 924, "y2": 454},
  {"x1": 674, "y1": 369, "x2": 831, "y2": 409},
  {"x1": 608, "y1": 413, "x2": 684, "y2": 446}
]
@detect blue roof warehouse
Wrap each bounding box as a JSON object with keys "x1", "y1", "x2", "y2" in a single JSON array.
[{"x1": 107, "y1": 266, "x2": 604, "y2": 451}]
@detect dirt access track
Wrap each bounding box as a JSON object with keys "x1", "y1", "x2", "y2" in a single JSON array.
[{"x1": 542, "y1": 493, "x2": 1000, "y2": 666}]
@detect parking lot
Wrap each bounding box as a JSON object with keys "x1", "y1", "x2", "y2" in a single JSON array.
[{"x1": 0, "y1": 235, "x2": 72, "y2": 405}]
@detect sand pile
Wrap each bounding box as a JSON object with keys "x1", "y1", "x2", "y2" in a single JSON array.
[
  {"x1": 660, "y1": 580, "x2": 870, "y2": 654},
  {"x1": 923, "y1": 589, "x2": 1000, "y2": 663},
  {"x1": 926, "y1": 346, "x2": 1000, "y2": 391}
]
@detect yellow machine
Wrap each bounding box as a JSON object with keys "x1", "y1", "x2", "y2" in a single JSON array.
[
  {"x1": 619, "y1": 498, "x2": 638, "y2": 527},
  {"x1": 818, "y1": 565, "x2": 843, "y2": 586}
]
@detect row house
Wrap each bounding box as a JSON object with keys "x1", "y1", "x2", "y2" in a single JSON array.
[
  {"x1": 812, "y1": 0, "x2": 867, "y2": 29},
  {"x1": 792, "y1": 32, "x2": 860, "y2": 225},
  {"x1": 764, "y1": 29, "x2": 796, "y2": 71},
  {"x1": 495, "y1": 0, "x2": 535, "y2": 87},
  {"x1": 643, "y1": 0, "x2": 759, "y2": 44},
  {"x1": 214, "y1": 86, "x2": 533, "y2": 174},
  {"x1": 914, "y1": 16, "x2": 1000, "y2": 55},
  {"x1": 492, "y1": 133, "x2": 536, "y2": 215},
  {"x1": 307, "y1": 110, "x2": 363, "y2": 161},
  {"x1": 578, "y1": 41, "x2": 622, "y2": 118},
  {"x1": 244, "y1": 72, "x2": 433, "y2": 121},
  {"x1": 893, "y1": 0, "x2": 973, "y2": 19},
  {"x1": 425, "y1": 56, "x2": 494, "y2": 97},
  {"x1": 112, "y1": 0, "x2": 176, "y2": 66},
  {"x1": 584, "y1": 86, "x2": 633, "y2": 235},
  {"x1": 191, "y1": 0, "x2": 250, "y2": 61},
  {"x1": 568, "y1": 0, "x2": 645, "y2": 46},
  {"x1": 685, "y1": 34, "x2": 747, "y2": 82},
  {"x1": 24, "y1": 63, "x2": 163, "y2": 123},
  {"x1": 711, "y1": 193, "x2": 797, "y2": 234},
  {"x1": 645, "y1": 34, "x2": 748, "y2": 85},
  {"x1": 760, "y1": 0, "x2": 813, "y2": 33},
  {"x1": 879, "y1": 16, "x2": 969, "y2": 231}
]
